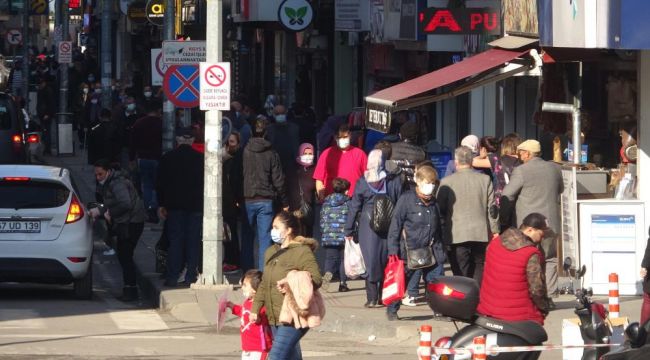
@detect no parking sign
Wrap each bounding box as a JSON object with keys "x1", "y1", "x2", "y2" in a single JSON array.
[{"x1": 163, "y1": 65, "x2": 200, "y2": 108}]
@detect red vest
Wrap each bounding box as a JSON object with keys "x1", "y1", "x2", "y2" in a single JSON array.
[{"x1": 477, "y1": 236, "x2": 545, "y2": 325}]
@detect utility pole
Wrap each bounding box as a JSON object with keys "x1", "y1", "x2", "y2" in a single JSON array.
[
  {"x1": 100, "y1": 0, "x2": 112, "y2": 108},
  {"x1": 198, "y1": 0, "x2": 225, "y2": 286},
  {"x1": 162, "y1": 0, "x2": 176, "y2": 153},
  {"x1": 57, "y1": 0, "x2": 72, "y2": 155},
  {"x1": 21, "y1": 0, "x2": 29, "y2": 111}
]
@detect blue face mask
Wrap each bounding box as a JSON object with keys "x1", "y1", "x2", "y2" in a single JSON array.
[
  {"x1": 270, "y1": 229, "x2": 284, "y2": 244},
  {"x1": 275, "y1": 114, "x2": 287, "y2": 123}
]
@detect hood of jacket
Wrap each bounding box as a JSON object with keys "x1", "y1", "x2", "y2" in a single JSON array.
[
  {"x1": 324, "y1": 193, "x2": 348, "y2": 207},
  {"x1": 288, "y1": 236, "x2": 319, "y2": 252},
  {"x1": 500, "y1": 228, "x2": 537, "y2": 251},
  {"x1": 246, "y1": 137, "x2": 272, "y2": 153}
]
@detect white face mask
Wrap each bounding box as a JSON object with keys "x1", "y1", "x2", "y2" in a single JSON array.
[
  {"x1": 337, "y1": 137, "x2": 350, "y2": 149},
  {"x1": 418, "y1": 183, "x2": 435, "y2": 196},
  {"x1": 82, "y1": 88, "x2": 89, "y2": 94},
  {"x1": 91, "y1": 99, "x2": 98, "y2": 104},
  {"x1": 275, "y1": 114, "x2": 287, "y2": 123},
  {"x1": 126, "y1": 103, "x2": 136, "y2": 111},
  {"x1": 270, "y1": 228, "x2": 284, "y2": 244},
  {"x1": 300, "y1": 155, "x2": 314, "y2": 165},
  {"x1": 144, "y1": 91, "x2": 152, "y2": 98},
  {"x1": 94, "y1": 88, "x2": 102, "y2": 94}
]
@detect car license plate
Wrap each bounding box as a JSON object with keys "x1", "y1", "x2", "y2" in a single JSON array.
[{"x1": 0, "y1": 221, "x2": 41, "y2": 233}]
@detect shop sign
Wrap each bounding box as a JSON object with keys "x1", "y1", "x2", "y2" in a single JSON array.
[
  {"x1": 128, "y1": 1, "x2": 148, "y2": 24},
  {"x1": 335, "y1": 0, "x2": 370, "y2": 32},
  {"x1": 365, "y1": 105, "x2": 391, "y2": 133},
  {"x1": 278, "y1": 0, "x2": 314, "y2": 32},
  {"x1": 162, "y1": 40, "x2": 206, "y2": 64},
  {"x1": 418, "y1": 7, "x2": 501, "y2": 35},
  {"x1": 146, "y1": 0, "x2": 165, "y2": 27}
]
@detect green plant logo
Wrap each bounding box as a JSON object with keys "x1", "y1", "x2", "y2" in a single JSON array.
[{"x1": 284, "y1": 6, "x2": 308, "y2": 26}]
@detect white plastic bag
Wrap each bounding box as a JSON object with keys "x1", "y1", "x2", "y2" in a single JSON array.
[{"x1": 344, "y1": 238, "x2": 366, "y2": 279}]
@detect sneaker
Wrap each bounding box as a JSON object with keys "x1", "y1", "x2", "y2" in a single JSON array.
[
  {"x1": 386, "y1": 312, "x2": 399, "y2": 321},
  {"x1": 321, "y1": 272, "x2": 333, "y2": 291},
  {"x1": 338, "y1": 284, "x2": 350, "y2": 292},
  {"x1": 223, "y1": 264, "x2": 239, "y2": 274},
  {"x1": 401, "y1": 295, "x2": 417, "y2": 307},
  {"x1": 103, "y1": 248, "x2": 116, "y2": 256}
]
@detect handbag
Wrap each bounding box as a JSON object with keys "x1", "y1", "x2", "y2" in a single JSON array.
[
  {"x1": 344, "y1": 238, "x2": 366, "y2": 279},
  {"x1": 403, "y1": 230, "x2": 436, "y2": 270},
  {"x1": 370, "y1": 193, "x2": 394, "y2": 236},
  {"x1": 297, "y1": 182, "x2": 313, "y2": 224},
  {"x1": 381, "y1": 255, "x2": 405, "y2": 305}
]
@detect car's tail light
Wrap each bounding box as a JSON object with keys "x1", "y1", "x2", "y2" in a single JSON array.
[
  {"x1": 427, "y1": 283, "x2": 466, "y2": 299},
  {"x1": 27, "y1": 134, "x2": 39, "y2": 143},
  {"x1": 67, "y1": 257, "x2": 87, "y2": 263},
  {"x1": 11, "y1": 134, "x2": 22, "y2": 144},
  {"x1": 2, "y1": 177, "x2": 31, "y2": 181},
  {"x1": 66, "y1": 194, "x2": 84, "y2": 223}
]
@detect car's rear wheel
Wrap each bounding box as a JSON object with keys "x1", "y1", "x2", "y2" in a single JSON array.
[{"x1": 73, "y1": 262, "x2": 93, "y2": 300}]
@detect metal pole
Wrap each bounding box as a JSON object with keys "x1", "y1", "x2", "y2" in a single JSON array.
[
  {"x1": 100, "y1": 0, "x2": 112, "y2": 108},
  {"x1": 572, "y1": 62, "x2": 583, "y2": 165},
  {"x1": 162, "y1": 0, "x2": 176, "y2": 153},
  {"x1": 58, "y1": 1, "x2": 70, "y2": 125},
  {"x1": 200, "y1": 0, "x2": 224, "y2": 286},
  {"x1": 22, "y1": 0, "x2": 29, "y2": 110}
]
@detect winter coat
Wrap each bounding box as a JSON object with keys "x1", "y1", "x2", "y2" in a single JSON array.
[
  {"x1": 87, "y1": 121, "x2": 121, "y2": 165},
  {"x1": 156, "y1": 145, "x2": 204, "y2": 212},
  {"x1": 278, "y1": 270, "x2": 326, "y2": 329},
  {"x1": 243, "y1": 137, "x2": 288, "y2": 207},
  {"x1": 251, "y1": 236, "x2": 322, "y2": 326},
  {"x1": 266, "y1": 122, "x2": 300, "y2": 173},
  {"x1": 387, "y1": 190, "x2": 446, "y2": 266},
  {"x1": 478, "y1": 228, "x2": 548, "y2": 325},
  {"x1": 390, "y1": 140, "x2": 426, "y2": 163},
  {"x1": 97, "y1": 170, "x2": 145, "y2": 225},
  {"x1": 642, "y1": 227, "x2": 650, "y2": 294},
  {"x1": 223, "y1": 149, "x2": 243, "y2": 219},
  {"x1": 345, "y1": 176, "x2": 403, "y2": 282},
  {"x1": 231, "y1": 299, "x2": 272, "y2": 353},
  {"x1": 288, "y1": 166, "x2": 315, "y2": 211},
  {"x1": 320, "y1": 193, "x2": 349, "y2": 247}
]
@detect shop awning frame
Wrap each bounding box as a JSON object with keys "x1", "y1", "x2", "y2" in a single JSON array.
[{"x1": 365, "y1": 49, "x2": 539, "y2": 113}]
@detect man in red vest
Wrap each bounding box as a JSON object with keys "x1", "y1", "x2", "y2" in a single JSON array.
[{"x1": 477, "y1": 213, "x2": 551, "y2": 325}]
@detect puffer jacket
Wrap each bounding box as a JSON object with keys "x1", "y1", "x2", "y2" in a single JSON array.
[
  {"x1": 97, "y1": 170, "x2": 145, "y2": 224},
  {"x1": 251, "y1": 236, "x2": 322, "y2": 326},
  {"x1": 320, "y1": 192, "x2": 349, "y2": 247},
  {"x1": 243, "y1": 137, "x2": 288, "y2": 207}
]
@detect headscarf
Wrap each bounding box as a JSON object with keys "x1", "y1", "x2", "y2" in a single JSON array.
[
  {"x1": 364, "y1": 149, "x2": 387, "y2": 184},
  {"x1": 460, "y1": 134, "x2": 480, "y2": 154},
  {"x1": 296, "y1": 143, "x2": 315, "y2": 166}
]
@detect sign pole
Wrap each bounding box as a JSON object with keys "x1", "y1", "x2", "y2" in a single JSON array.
[
  {"x1": 57, "y1": 0, "x2": 73, "y2": 155},
  {"x1": 162, "y1": 0, "x2": 176, "y2": 153},
  {"x1": 22, "y1": 0, "x2": 29, "y2": 122},
  {"x1": 100, "y1": 0, "x2": 112, "y2": 109},
  {"x1": 199, "y1": 0, "x2": 225, "y2": 286}
]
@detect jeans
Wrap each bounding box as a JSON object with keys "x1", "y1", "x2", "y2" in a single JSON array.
[
  {"x1": 448, "y1": 242, "x2": 487, "y2": 286},
  {"x1": 406, "y1": 269, "x2": 422, "y2": 298},
  {"x1": 269, "y1": 325, "x2": 308, "y2": 360},
  {"x1": 387, "y1": 262, "x2": 445, "y2": 315},
  {"x1": 323, "y1": 245, "x2": 346, "y2": 285},
  {"x1": 137, "y1": 158, "x2": 158, "y2": 210},
  {"x1": 242, "y1": 200, "x2": 274, "y2": 271},
  {"x1": 114, "y1": 222, "x2": 144, "y2": 286},
  {"x1": 166, "y1": 210, "x2": 202, "y2": 284}
]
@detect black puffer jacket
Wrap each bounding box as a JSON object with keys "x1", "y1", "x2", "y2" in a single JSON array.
[
  {"x1": 390, "y1": 140, "x2": 426, "y2": 162},
  {"x1": 243, "y1": 137, "x2": 288, "y2": 207},
  {"x1": 97, "y1": 170, "x2": 145, "y2": 224}
]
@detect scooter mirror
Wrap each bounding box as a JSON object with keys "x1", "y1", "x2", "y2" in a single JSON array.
[{"x1": 577, "y1": 265, "x2": 587, "y2": 279}]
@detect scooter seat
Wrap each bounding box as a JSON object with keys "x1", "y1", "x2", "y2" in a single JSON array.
[{"x1": 475, "y1": 316, "x2": 548, "y2": 344}]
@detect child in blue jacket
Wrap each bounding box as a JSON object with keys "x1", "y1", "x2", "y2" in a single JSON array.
[{"x1": 320, "y1": 177, "x2": 350, "y2": 292}]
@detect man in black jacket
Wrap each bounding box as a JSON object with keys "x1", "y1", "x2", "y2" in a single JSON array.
[
  {"x1": 388, "y1": 121, "x2": 426, "y2": 186},
  {"x1": 241, "y1": 116, "x2": 288, "y2": 271},
  {"x1": 157, "y1": 128, "x2": 204, "y2": 287}
]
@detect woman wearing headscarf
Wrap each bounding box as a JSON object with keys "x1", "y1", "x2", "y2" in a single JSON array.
[
  {"x1": 288, "y1": 143, "x2": 317, "y2": 236},
  {"x1": 344, "y1": 149, "x2": 403, "y2": 308}
]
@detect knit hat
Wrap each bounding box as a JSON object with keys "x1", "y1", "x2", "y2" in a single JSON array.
[{"x1": 399, "y1": 121, "x2": 419, "y2": 142}]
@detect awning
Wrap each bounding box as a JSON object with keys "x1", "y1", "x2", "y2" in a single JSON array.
[{"x1": 365, "y1": 48, "x2": 535, "y2": 132}]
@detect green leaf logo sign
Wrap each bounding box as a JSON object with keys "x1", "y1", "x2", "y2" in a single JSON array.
[{"x1": 279, "y1": 0, "x2": 313, "y2": 31}]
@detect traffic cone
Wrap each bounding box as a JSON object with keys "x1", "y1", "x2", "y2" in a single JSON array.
[
  {"x1": 472, "y1": 335, "x2": 487, "y2": 360},
  {"x1": 418, "y1": 324, "x2": 432, "y2": 360},
  {"x1": 609, "y1": 273, "x2": 620, "y2": 318}
]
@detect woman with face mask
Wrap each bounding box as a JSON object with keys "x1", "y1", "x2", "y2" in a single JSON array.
[
  {"x1": 222, "y1": 132, "x2": 244, "y2": 273},
  {"x1": 385, "y1": 163, "x2": 446, "y2": 321},
  {"x1": 250, "y1": 211, "x2": 323, "y2": 360},
  {"x1": 288, "y1": 143, "x2": 316, "y2": 236},
  {"x1": 90, "y1": 159, "x2": 145, "y2": 302},
  {"x1": 344, "y1": 149, "x2": 403, "y2": 308}
]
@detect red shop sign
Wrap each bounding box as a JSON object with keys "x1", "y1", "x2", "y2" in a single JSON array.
[{"x1": 419, "y1": 7, "x2": 501, "y2": 35}]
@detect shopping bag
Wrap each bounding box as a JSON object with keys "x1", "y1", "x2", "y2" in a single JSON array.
[
  {"x1": 381, "y1": 255, "x2": 405, "y2": 306},
  {"x1": 344, "y1": 238, "x2": 366, "y2": 279}
]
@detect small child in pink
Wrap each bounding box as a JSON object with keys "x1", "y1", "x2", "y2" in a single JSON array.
[{"x1": 227, "y1": 269, "x2": 273, "y2": 360}]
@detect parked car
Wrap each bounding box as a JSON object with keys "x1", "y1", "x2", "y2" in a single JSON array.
[
  {"x1": 0, "y1": 92, "x2": 28, "y2": 164},
  {"x1": 0, "y1": 165, "x2": 93, "y2": 299}
]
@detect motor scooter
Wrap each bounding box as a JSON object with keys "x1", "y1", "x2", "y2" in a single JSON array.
[
  {"x1": 426, "y1": 276, "x2": 547, "y2": 360},
  {"x1": 599, "y1": 320, "x2": 650, "y2": 359}
]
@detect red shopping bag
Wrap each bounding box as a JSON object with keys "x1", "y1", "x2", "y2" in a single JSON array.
[{"x1": 381, "y1": 255, "x2": 405, "y2": 305}]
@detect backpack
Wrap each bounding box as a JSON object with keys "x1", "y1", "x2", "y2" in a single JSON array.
[{"x1": 370, "y1": 193, "x2": 394, "y2": 236}]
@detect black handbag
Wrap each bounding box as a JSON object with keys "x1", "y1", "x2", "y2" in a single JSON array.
[
  {"x1": 403, "y1": 230, "x2": 435, "y2": 270},
  {"x1": 370, "y1": 193, "x2": 394, "y2": 235},
  {"x1": 297, "y1": 182, "x2": 313, "y2": 224}
]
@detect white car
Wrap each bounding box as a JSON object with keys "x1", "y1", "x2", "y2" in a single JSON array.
[{"x1": 0, "y1": 165, "x2": 93, "y2": 299}]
